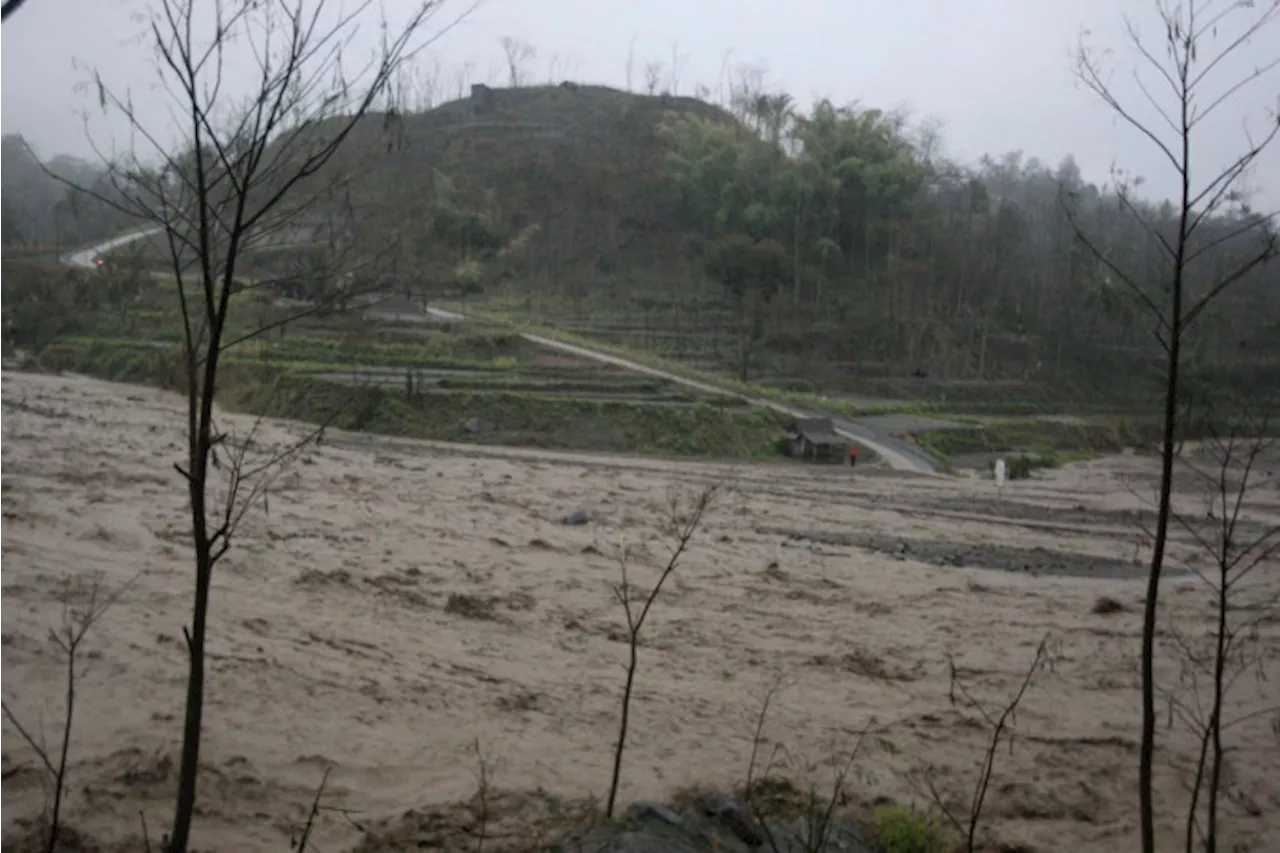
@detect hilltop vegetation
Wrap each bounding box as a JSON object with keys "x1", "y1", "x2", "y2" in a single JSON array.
[
  {"x1": 5, "y1": 80, "x2": 1277, "y2": 409},
  {"x1": 292, "y1": 83, "x2": 739, "y2": 292},
  {"x1": 288, "y1": 83, "x2": 1279, "y2": 405},
  {"x1": 0, "y1": 135, "x2": 134, "y2": 251}
]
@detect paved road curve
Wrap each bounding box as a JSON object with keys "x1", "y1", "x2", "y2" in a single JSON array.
[
  {"x1": 62, "y1": 227, "x2": 163, "y2": 269},
  {"x1": 63, "y1": 230, "x2": 940, "y2": 474}
]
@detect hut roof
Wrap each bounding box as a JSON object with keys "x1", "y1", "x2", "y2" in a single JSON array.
[{"x1": 790, "y1": 417, "x2": 846, "y2": 446}]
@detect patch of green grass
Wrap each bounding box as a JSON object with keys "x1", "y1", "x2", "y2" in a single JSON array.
[
  {"x1": 918, "y1": 417, "x2": 1161, "y2": 461},
  {"x1": 230, "y1": 327, "x2": 541, "y2": 370},
  {"x1": 454, "y1": 304, "x2": 1044, "y2": 424},
  {"x1": 38, "y1": 339, "x2": 186, "y2": 388},
  {"x1": 37, "y1": 337, "x2": 786, "y2": 459},
  {"x1": 872, "y1": 804, "x2": 950, "y2": 853},
  {"x1": 232, "y1": 376, "x2": 785, "y2": 457},
  {"x1": 452, "y1": 305, "x2": 898, "y2": 417}
]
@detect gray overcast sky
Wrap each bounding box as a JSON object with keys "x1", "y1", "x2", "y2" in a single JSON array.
[{"x1": 3, "y1": 0, "x2": 1277, "y2": 208}]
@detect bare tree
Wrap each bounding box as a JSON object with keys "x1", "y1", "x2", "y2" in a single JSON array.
[
  {"x1": 917, "y1": 636, "x2": 1054, "y2": 853},
  {"x1": 500, "y1": 35, "x2": 536, "y2": 87},
  {"x1": 742, "y1": 670, "x2": 792, "y2": 811},
  {"x1": 624, "y1": 34, "x2": 638, "y2": 92},
  {"x1": 398, "y1": 59, "x2": 443, "y2": 113},
  {"x1": 728, "y1": 63, "x2": 768, "y2": 128},
  {"x1": 775, "y1": 743, "x2": 865, "y2": 853},
  {"x1": 293, "y1": 764, "x2": 332, "y2": 853},
  {"x1": 606, "y1": 483, "x2": 718, "y2": 817},
  {"x1": 716, "y1": 48, "x2": 736, "y2": 107},
  {"x1": 1160, "y1": 409, "x2": 1278, "y2": 853},
  {"x1": 51, "y1": 2, "x2": 470, "y2": 849},
  {"x1": 747, "y1": 719, "x2": 884, "y2": 853},
  {"x1": 668, "y1": 40, "x2": 689, "y2": 96},
  {"x1": 2, "y1": 574, "x2": 134, "y2": 853},
  {"x1": 1069, "y1": 5, "x2": 1280, "y2": 850},
  {"x1": 469, "y1": 737, "x2": 493, "y2": 853},
  {"x1": 643, "y1": 61, "x2": 664, "y2": 96},
  {"x1": 452, "y1": 59, "x2": 477, "y2": 100}
]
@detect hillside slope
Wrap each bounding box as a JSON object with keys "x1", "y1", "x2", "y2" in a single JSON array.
[
  {"x1": 325, "y1": 84, "x2": 731, "y2": 282},
  {"x1": 26, "y1": 81, "x2": 1276, "y2": 403},
  {"x1": 0, "y1": 135, "x2": 133, "y2": 249}
]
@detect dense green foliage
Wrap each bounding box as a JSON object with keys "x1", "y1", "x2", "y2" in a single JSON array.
[
  {"x1": 647, "y1": 98, "x2": 1275, "y2": 393},
  {"x1": 872, "y1": 804, "x2": 950, "y2": 853},
  {"x1": 289, "y1": 83, "x2": 1275, "y2": 402},
  {"x1": 39, "y1": 336, "x2": 785, "y2": 457},
  {"x1": 8, "y1": 82, "x2": 1275, "y2": 407}
]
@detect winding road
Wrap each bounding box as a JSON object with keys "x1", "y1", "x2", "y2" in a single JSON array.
[
  {"x1": 64, "y1": 230, "x2": 939, "y2": 474},
  {"x1": 61, "y1": 227, "x2": 162, "y2": 269}
]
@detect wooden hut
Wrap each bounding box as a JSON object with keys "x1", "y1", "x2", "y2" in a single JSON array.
[{"x1": 787, "y1": 417, "x2": 849, "y2": 463}]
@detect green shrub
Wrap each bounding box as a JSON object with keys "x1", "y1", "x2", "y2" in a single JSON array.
[
  {"x1": 994, "y1": 451, "x2": 1063, "y2": 481},
  {"x1": 873, "y1": 804, "x2": 949, "y2": 853},
  {"x1": 1008, "y1": 453, "x2": 1034, "y2": 480}
]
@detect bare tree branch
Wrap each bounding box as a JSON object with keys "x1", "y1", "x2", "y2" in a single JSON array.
[
  {"x1": 0, "y1": 0, "x2": 31, "y2": 22},
  {"x1": 1072, "y1": 6, "x2": 1280, "y2": 849},
  {"x1": 39, "y1": 4, "x2": 476, "y2": 850},
  {"x1": 606, "y1": 483, "x2": 718, "y2": 817},
  {"x1": 294, "y1": 764, "x2": 331, "y2": 853},
  {"x1": 1, "y1": 574, "x2": 137, "y2": 853}
]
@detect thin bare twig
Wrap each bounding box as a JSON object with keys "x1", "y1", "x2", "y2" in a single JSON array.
[
  {"x1": 1169, "y1": 405, "x2": 1277, "y2": 853},
  {"x1": 294, "y1": 764, "x2": 332, "y2": 853},
  {"x1": 0, "y1": 573, "x2": 136, "y2": 853},
  {"x1": 470, "y1": 738, "x2": 492, "y2": 853},
  {"x1": 920, "y1": 636, "x2": 1053, "y2": 853},
  {"x1": 0, "y1": 0, "x2": 31, "y2": 21},
  {"x1": 606, "y1": 483, "x2": 718, "y2": 818},
  {"x1": 744, "y1": 670, "x2": 791, "y2": 809}
]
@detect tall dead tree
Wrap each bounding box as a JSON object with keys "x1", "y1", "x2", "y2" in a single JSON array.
[
  {"x1": 500, "y1": 35, "x2": 536, "y2": 87},
  {"x1": 1069, "y1": 4, "x2": 1280, "y2": 851},
  {"x1": 61, "y1": 1, "x2": 467, "y2": 849},
  {"x1": 1163, "y1": 409, "x2": 1278, "y2": 853}
]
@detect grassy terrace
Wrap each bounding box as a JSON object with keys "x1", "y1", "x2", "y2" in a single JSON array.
[
  {"x1": 27, "y1": 274, "x2": 788, "y2": 458},
  {"x1": 453, "y1": 297, "x2": 1275, "y2": 469},
  {"x1": 11, "y1": 258, "x2": 1257, "y2": 469}
]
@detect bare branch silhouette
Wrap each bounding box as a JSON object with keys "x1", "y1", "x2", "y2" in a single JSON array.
[
  {"x1": 917, "y1": 636, "x2": 1054, "y2": 852},
  {"x1": 1070, "y1": 6, "x2": 1280, "y2": 849},
  {"x1": 0, "y1": 0, "x2": 31, "y2": 22},
  {"x1": 1, "y1": 573, "x2": 137, "y2": 853},
  {"x1": 38, "y1": 3, "x2": 475, "y2": 849},
  {"x1": 606, "y1": 483, "x2": 718, "y2": 817}
]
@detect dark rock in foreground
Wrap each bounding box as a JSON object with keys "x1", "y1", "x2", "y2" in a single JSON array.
[
  {"x1": 552, "y1": 790, "x2": 877, "y2": 853},
  {"x1": 562, "y1": 508, "x2": 590, "y2": 525}
]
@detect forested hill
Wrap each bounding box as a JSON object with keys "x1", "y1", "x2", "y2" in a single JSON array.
[
  {"x1": 7, "y1": 83, "x2": 1278, "y2": 399},
  {"x1": 0, "y1": 135, "x2": 134, "y2": 250},
  {"x1": 321, "y1": 83, "x2": 1277, "y2": 399}
]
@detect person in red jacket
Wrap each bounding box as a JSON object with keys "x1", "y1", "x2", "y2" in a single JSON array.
[{"x1": 848, "y1": 445, "x2": 859, "y2": 467}]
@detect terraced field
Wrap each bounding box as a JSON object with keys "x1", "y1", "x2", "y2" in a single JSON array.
[{"x1": 33, "y1": 305, "x2": 786, "y2": 459}]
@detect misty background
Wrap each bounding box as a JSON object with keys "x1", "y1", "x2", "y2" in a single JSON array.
[{"x1": 3, "y1": 0, "x2": 1277, "y2": 209}]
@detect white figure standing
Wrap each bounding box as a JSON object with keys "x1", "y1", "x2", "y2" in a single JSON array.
[{"x1": 994, "y1": 458, "x2": 1007, "y2": 496}]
